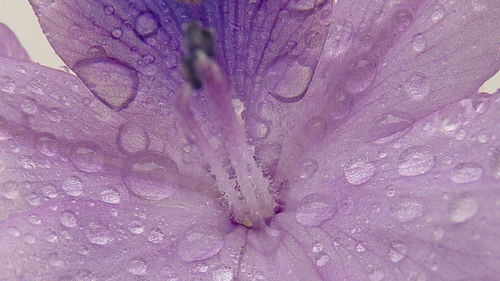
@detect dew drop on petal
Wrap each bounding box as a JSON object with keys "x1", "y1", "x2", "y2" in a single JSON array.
[
  {"x1": 59, "y1": 211, "x2": 78, "y2": 228},
  {"x1": 85, "y1": 222, "x2": 115, "y2": 245},
  {"x1": 127, "y1": 258, "x2": 147, "y2": 275},
  {"x1": 42, "y1": 184, "x2": 58, "y2": 199},
  {"x1": 0, "y1": 75, "x2": 16, "y2": 93},
  {"x1": 62, "y1": 175, "x2": 84, "y2": 197},
  {"x1": 387, "y1": 241, "x2": 409, "y2": 262},
  {"x1": 1, "y1": 180, "x2": 20, "y2": 199},
  {"x1": 316, "y1": 254, "x2": 330, "y2": 267},
  {"x1": 390, "y1": 201, "x2": 424, "y2": 222},
  {"x1": 28, "y1": 214, "x2": 42, "y2": 225},
  {"x1": 431, "y1": 4, "x2": 445, "y2": 22},
  {"x1": 264, "y1": 59, "x2": 312, "y2": 103},
  {"x1": 411, "y1": 33, "x2": 427, "y2": 52},
  {"x1": 212, "y1": 266, "x2": 234, "y2": 281},
  {"x1": 177, "y1": 226, "x2": 224, "y2": 262},
  {"x1": 6, "y1": 226, "x2": 21, "y2": 237},
  {"x1": 295, "y1": 193, "x2": 337, "y2": 227},
  {"x1": 450, "y1": 162, "x2": 483, "y2": 183},
  {"x1": 134, "y1": 12, "x2": 160, "y2": 38},
  {"x1": 449, "y1": 194, "x2": 479, "y2": 223},
  {"x1": 35, "y1": 133, "x2": 59, "y2": 157},
  {"x1": 287, "y1": 0, "x2": 325, "y2": 11},
  {"x1": 99, "y1": 186, "x2": 121, "y2": 204},
  {"x1": 73, "y1": 57, "x2": 139, "y2": 111},
  {"x1": 344, "y1": 158, "x2": 376, "y2": 185},
  {"x1": 111, "y1": 28, "x2": 123, "y2": 39},
  {"x1": 404, "y1": 72, "x2": 430, "y2": 100},
  {"x1": 104, "y1": 5, "x2": 114, "y2": 15},
  {"x1": 397, "y1": 146, "x2": 434, "y2": 176},
  {"x1": 147, "y1": 227, "x2": 164, "y2": 244},
  {"x1": 344, "y1": 53, "x2": 377, "y2": 94},
  {"x1": 297, "y1": 158, "x2": 319, "y2": 179},
  {"x1": 69, "y1": 142, "x2": 104, "y2": 173},
  {"x1": 368, "y1": 111, "x2": 414, "y2": 143},
  {"x1": 117, "y1": 122, "x2": 150, "y2": 154},
  {"x1": 128, "y1": 220, "x2": 145, "y2": 234},
  {"x1": 122, "y1": 151, "x2": 179, "y2": 200},
  {"x1": 385, "y1": 185, "x2": 396, "y2": 197}
]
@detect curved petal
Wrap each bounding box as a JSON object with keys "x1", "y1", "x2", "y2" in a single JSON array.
[
  {"x1": 0, "y1": 23, "x2": 30, "y2": 61},
  {"x1": 274, "y1": 93, "x2": 500, "y2": 280}
]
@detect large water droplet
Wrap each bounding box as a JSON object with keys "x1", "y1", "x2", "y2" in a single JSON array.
[
  {"x1": 397, "y1": 146, "x2": 434, "y2": 176},
  {"x1": 177, "y1": 226, "x2": 224, "y2": 262},
  {"x1": 297, "y1": 158, "x2": 319, "y2": 179},
  {"x1": 122, "y1": 151, "x2": 179, "y2": 200},
  {"x1": 62, "y1": 175, "x2": 84, "y2": 197},
  {"x1": 127, "y1": 258, "x2": 147, "y2": 275},
  {"x1": 368, "y1": 111, "x2": 414, "y2": 143},
  {"x1": 264, "y1": 59, "x2": 312, "y2": 103},
  {"x1": 60, "y1": 211, "x2": 78, "y2": 228},
  {"x1": 390, "y1": 200, "x2": 424, "y2": 222},
  {"x1": 449, "y1": 194, "x2": 479, "y2": 223},
  {"x1": 69, "y1": 142, "x2": 104, "y2": 173},
  {"x1": 117, "y1": 122, "x2": 149, "y2": 154},
  {"x1": 99, "y1": 186, "x2": 121, "y2": 204},
  {"x1": 35, "y1": 133, "x2": 59, "y2": 157},
  {"x1": 387, "y1": 241, "x2": 408, "y2": 262},
  {"x1": 1, "y1": 180, "x2": 20, "y2": 199},
  {"x1": 404, "y1": 72, "x2": 430, "y2": 100},
  {"x1": 411, "y1": 33, "x2": 426, "y2": 52},
  {"x1": 295, "y1": 193, "x2": 337, "y2": 226},
  {"x1": 73, "y1": 57, "x2": 138, "y2": 111},
  {"x1": 344, "y1": 158, "x2": 376, "y2": 185},
  {"x1": 287, "y1": 0, "x2": 325, "y2": 11},
  {"x1": 344, "y1": 53, "x2": 377, "y2": 93},
  {"x1": 134, "y1": 12, "x2": 160, "y2": 38},
  {"x1": 450, "y1": 162, "x2": 483, "y2": 183},
  {"x1": 85, "y1": 222, "x2": 115, "y2": 245}
]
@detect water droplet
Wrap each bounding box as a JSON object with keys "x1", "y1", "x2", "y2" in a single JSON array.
[
  {"x1": 411, "y1": 33, "x2": 426, "y2": 52},
  {"x1": 20, "y1": 98, "x2": 38, "y2": 114},
  {"x1": 1, "y1": 180, "x2": 20, "y2": 199},
  {"x1": 431, "y1": 4, "x2": 445, "y2": 22},
  {"x1": 73, "y1": 57, "x2": 138, "y2": 111},
  {"x1": 247, "y1": 118, "x2": 269, "y2": 139},
  {"x1": 134, "y1": 12, "x2": 160, "y2": 38},
  {"x1": 369, "y1": 270, "x2": 385, "y2": 281},
  {"x1": 104, "y1": 5, "x2": 114, "y2": 15},
  {"x1": 316, "y1": 254, "x2": 330, "y2": 267},
  {"x1": 41, "y1": 184, "x2": 58, "y2": 199},
  {"x1": 369, "y1": 111, "x2": 414, "y2": 143},
  {"x1": 212, "y1": 266, "x2": 234, "y2": 281},
  {"x1": 44, "y1": 229, "x2": 58, "y2": 243},
  {"x1": 69, "y1": 142, "x2": 104, "y2": 173},
  {"x1": 0, "y1": 75, "x2": 16, "y2": 93},
  {"x1": 128, "y1": 220, "x2": 145, "y2": 234},
  {"x1": 62, "y1": 175, "x2": 84, "y2": 197},
  {"x1": 264, "y1": 59, "x2": 312, "y2": 103},
  {"x1": 356, "y1": 243, "x2": 366, "y2": 252},
  {"x1": 295, "y1": 193, "x2": 337, "y2": 227},
  {"x1": 449, "y1": 194, "x2": 479, "y2": 223},
  {"x1": 26, "y1": 192, "x2": 42, "y2": 206},
  {"x1": 111, "y1": 28, "x2": 123, "y2": 39},
  {"x1": 345, "y1": 53, "x2": 378, "y2": 93},
  {"x1": 404, "y1": 72, "x2": 430, "y2": 100},
  {"x1": 60, "y1": 211, "x2": 77, "y2": 228},
  {"x1": 99, "y1": 186, "x2": 121, "y2": 204},
  {"x1": 35, "y1": 133, "x2": 59, "y2": 157},
  {"x1": 177, "y1": 226, "x2": 224, "y2": 262},
  {"x1": 297, "y1": 158, "x2": 319, "y2": 179},
  {"x1": 6, "y1": 226, "x2": 20, "y2": 237},
  {"x1": 326, "y1": 91, "x2": 353, "y2": 120},
  {"x1": 24, "y1": 233, "x2": 36, "y2": 244},
  {"x1": 450, "y1": 162, "x2": 483, "y2": 183},
  {"x1": 387, "y1": 241, "x2": 408, "y2": 262},
  {"x1": 344, "y1": 158, "x2": 376, "y2": 185},
  {"x1": 287, "y1": 0, "x2": 325, "y2": 11},
  {"x1": 147, "y1": 227, "x2": 164, "y2": 243},
  {"x1": 397, "y1": 146, "x2": 434, "y2": 176},
  {"x1": 385, "y1": 185, "x2": 396, "y2": 197},
  {"x1": 127, "y1": 258, "x2": 147, "y2": 275},
  {"x1": 391, "y1": 200, "x2": 424, "y2": 222},
  {"x1": 122, "y1": 151, "x2": 178, "y2": 200},
  {"x1": 117, "y1": 123, "x2": 150, "y2": 154},
  {"x1": 85, "y1": 222, "x2": 115, "y2": 245},
  {"x1": 305, "y1": 117, "x2": 327, "y2": 137},
  {"x1": 28, "y1": 214, "x2": 42, "y2": 225}
]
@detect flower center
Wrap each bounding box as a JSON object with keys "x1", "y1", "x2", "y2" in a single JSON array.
[{"x1": 177, "y1": 23, "x2": 277, "y2": 228}]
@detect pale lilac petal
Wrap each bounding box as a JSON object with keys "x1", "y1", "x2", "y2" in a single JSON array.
[
  {"x1": 0, "y1": 23, "x2": 30, "y2": 61},
  {"x1": 277, "y1": 93, "x2": 500, "y2": 280}
]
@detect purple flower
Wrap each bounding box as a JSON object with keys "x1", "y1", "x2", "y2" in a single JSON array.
[{"x1": 0, "y1": 0, "x2": 499, "y2": 280}]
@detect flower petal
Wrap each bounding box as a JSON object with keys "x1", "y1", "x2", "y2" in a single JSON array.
[
  {"x1": 0, "y1": 23, "x2": 30, "y2": 61},
  {"x1": 275, "y1": 93, "x2": 500, "y2": 280}
]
